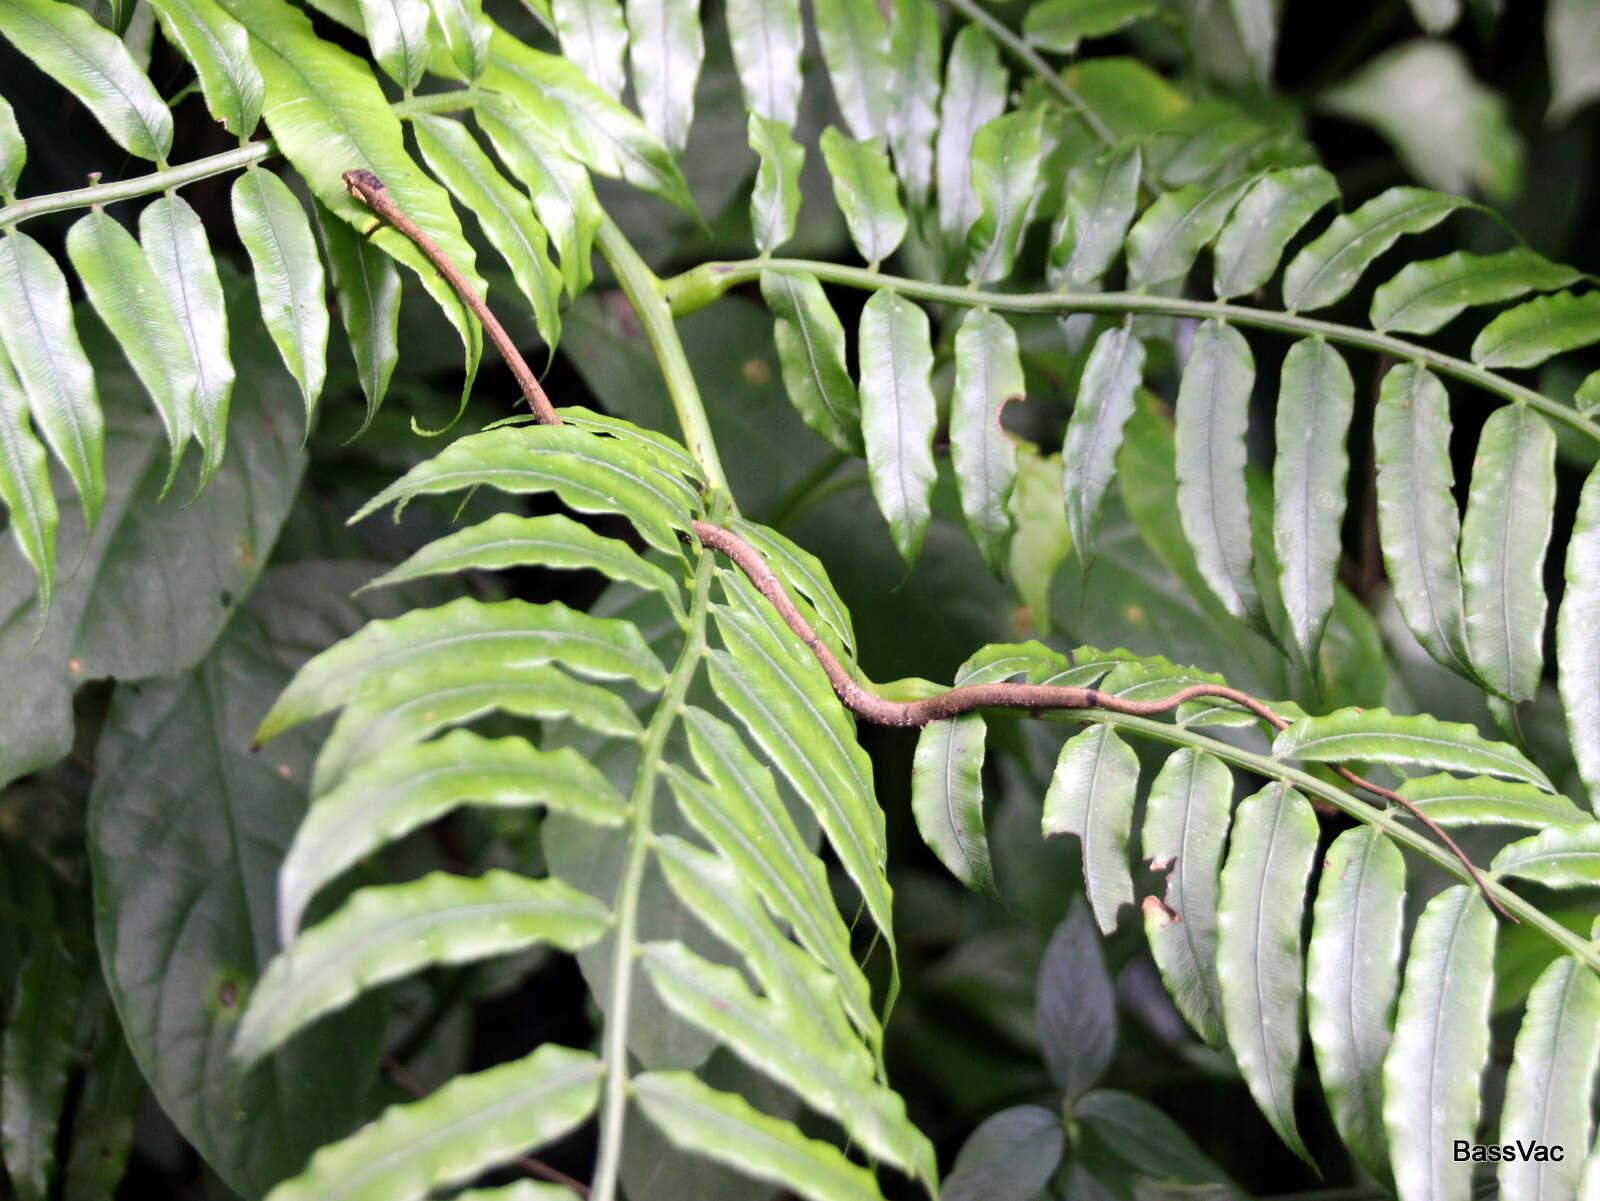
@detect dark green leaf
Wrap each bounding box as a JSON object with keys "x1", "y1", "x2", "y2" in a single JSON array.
[
  {"x1": 624, "y1": 0, "x2": 702, "y2": 153},
  {"x1": 1274, "y1": 707, "x2": 1552, "y2": 788},
  {"x1": 724, "y1": 0, "x2": 801, "y2": 123},
  {"x1": 1395, "y1": 774, "x2": 1587, "y2": 828},
  {"x1": 1036, "y1": 901, "x2": 1115, "y2": 1100},
  {"x1": 1049, "y1": 145, "x2": 1141, "y2": 289},
  {"x1": 942, "y1": 1106, "x2": 1064, "y2": 1201},
  {"x1": 859, "y1": 290, "x2": 937, "y2": 563},
  {"x1": 936, "y1": 25, "x2": 1007, "y2": 243},
  {"x1": 148, "y1": 0, "x2": 264, "y2": 135},
  {"x1": 0, "y1": 343, "x2": 57, "y2": 617},
  {"x1": 1492, "y1": 824, "x2": 1600, "y2": 887},
  {"x1": 1370, "y1": 248, "x2": 1582, "y2": 335},
  {"x1": 951, "y1": 308, "x2": 1023, "y2": 571},
  {"x1": 1, "y1": 941, "x2": 82, "y2": 1201},
  {"x1": 1471, "y1": 291, "x2": 1600, "y2": 369},
  {"x1": 1043, "y1": 725, "x2": 1138, "y2": 934},
  {"x1": 1282, "y1": 187, "x2": 1466, "y2": 312},
  {"x1": 819, "y1": 127, "x2": 907, "y2": 268},
  {"x1": 748, "y1": 115, "x2": 804, "y2": 254},
  {"x1": 1061, "y1": 324, "x2": 1145, "y2": 557},
  {"x1": 60, "y1": 1007, "x2": 143, "y2": 1201},
  {"x1": 912, "y1": 713, "x2": 994, "y2": 897},
  {"x1": 1213, "y1": 166, "x2": 1338, "y2": 300},
  {"x1": 759, "y1": 271, "x2": 860, "y2": 453},
  {"x1": 1023, "y1": 0, "x2": 1157, "y2": 53},
  {"x1": 1125, "y1": 174, "x2": 1253, "y2": 287},
  {"x1": 314, "y1": 199, "x2": 400, "y2": 434},
  {"x1": 966, "y1": 109, "x2": 1044, "y2": 283},
  {"x1": 1074, "y1": 1089, "x2": 1236, "y2": 1187}
]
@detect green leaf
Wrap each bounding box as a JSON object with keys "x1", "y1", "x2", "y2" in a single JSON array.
[
  {"x1": 354, "y1": 0, "x2": 429, "y2": 88},
  {"x1": 278, "y1": 729, "x2": 626, "y2": 939},
  {"x1": 476, "y1": 99, "x2": 603, "y2": 298},
  {"x1": 951, "y1": 308, "x2": 1023, "y2": 572},
  {"x1": 231, "y1": 169, "x2": 328, "y2": 420},
  {"x1": 859, "y1": 289, "x2": 937, "y2": 563},
  {"x1": 426, "y1": 0, "x2": 490, "y2": 78},
  {"x1": 1213, "y1": 166, "x2": 1339, "y2": 300},
  {"x1": 550, "y1": 0, "x2": 628, "y2": 100},
  {"x1": 1125, "y1": 174, "x2": 1254, "y2": 287},
  {"x1": 748, "y1": 115, "x2": 804, "y2": 254},
  {"x1": 139, "y1": 194, "x2": 233, "y2": 487},
  {"x1": 262, "y1": 1045, "x2": 601, "y2": 1201},
  {"x1": 1395, "y1": 774, "x2": 1588, "y2": 828},
  {"x1": 1492, "y1": 824, "x2": 1600, "y2": 887},
  {"x1": 1307, "y1": 827, "x2": 1404, "y2": 1187},
  {"x1": 819, "y1": 127, "x2": 907, "y2": 268},
  {"x1": 1049, "y1": 144, "x2": 1141, "y2": 289},
  {"x1": 1023, "y1": 0, "x2": 1157, "y2": 53},
  {"x1": 1008, "y1": 445, "x2": 1071, "y2": 634},
  {"x1": 1559, "y1": 464, "x2": 1600, "y2": 813},
  {"x1": 1548, "y1": 0, "x2": 1600, "y2": 121},
  {"x1": 235, "y1": 871, "x2": 608, "y2": 1068},
  {"x1": 60, "y1": 1006, "x2": 143, "y2": 1201},
  {"x1": 1229, "y1": 0, "x2": 1277, "y2": 83},
  {"x1": 964, "y1": 109, "x2": 1044, "y2": 283},
  {"x1": 937, "y1": 25, "x2": 1008, "y2": 243},
  {"x1": 1175, "y1": 319, "x2": 1260, "y2": 626},
  {"x1": 633, "y1": 1071, "x2": 886, "y2": 1201},
  {"x1": 1037, "y1": 901, "x2": 1116, "y2": 1100},
  {"x1": 0, "y1": 344, "x2": 57, "y2": 617},
  {"x1": 452, "y1": 1185, "x2": 583, "y2": 1201},
  {"x1": 886, "y1": 0, "x2": 940, "y2": 208},
  {"x1": 942, "y1": 1105, "x2": 1065, "y2": 1201},
  {"x1": 1061, "y1": 324, "x2": 1145, "y2": 558},
  {"x1": 1074, "y1": 1089, "x2": 1237, "y2": 1188},
  {"x1": 1141, "y1": 749, "x2": 1232, "y2": 1048},
  {"x1": 811, "y1": 0, "x2": 890, "y2": 142},
  {"x1": 0, "y1": 231, "x2": 104, "y2": 527},
  {"x1": 726, "y1": 518, "x2": 856, "y2": 654},
  {"x1": 1498, "y1": 955, "x2": 1600, "y2": 1201},
  {"x1": 1383, "y1": 887, "x2": 1496, "y2": 1201},
  {"x1": 1274, "y1": 706, "x2": 1552, "y2": 788},
  {"x1": 1408, "y1": 0, "x2": 1460, "y2": 31},
  {"x1": 1283, "y1": 186, "x2": 1466, "y2": 312},
  {"x1": 1043, "y1": 725, "x2": 1138, "y2": 934},
  {"x1": 148, "y1": 0, "x2": 265, "y2": 135},
  {"x1": 760, "y1": 272, "x2": 860, "y2": 454},
  {"x1": 0, "y1": 0, "x2": 171, "y2": 160},
  {"x1": 65, "y1": 209, "x2": 197, "y2": 486},
  {"x1": 2, "y1": 941, "x2": 82, "y2": 1201},
  {"x1": 0, "y1": 96, "x2": 24, "y2": 196},
  {"x1": 1370, "y1": 248, "x2": 1582, "y2": 335},
  {"x1": 314, "y1": 199, "x2": 400, "y2": 434},
  {"x1": 1373, "y1": 363, "x2": 1471, "y2": 675},
  {"x1": 1578, "y1": 369, "x2": 1600, "y2": 415},
  {"x1": 624, "y1": 0, "x2": 702, "y2": 153},
  {"x1": 413, "y1": 113, "x2": 562, "y2": 352},
  {"x1": 1460, "y1": 404, "x2": 1556, "y2": 702},
  {"x1": 912, "y1": 712, "x2": 994, "y2": 897},
  {"x1": 1273, "y1": 338, "x2": 1353, "y2": 664},
  {"x1": 352, "y1": 423, "x2": 695, "y2": 558},
  {"x1": 1471, "y1": 290, "x2": 1600, "y2": 369},
  {"x1": 724, "y1": 0, "x2": 801, "y2": 123},
  {"x1": 1216, "y1": 782, "x2": 1318, "y2": 1167}
]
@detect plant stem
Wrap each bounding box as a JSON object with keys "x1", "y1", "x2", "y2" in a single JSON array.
[
  {"x1": 594, "y1": 214, "x2": 732, "y2": 492},
  {"x1": 940, "y1": 0, "x2": 1116, "y2": 146},
  {"x1": 590, "y1": 527, "x2": 720, "y2": 1201},
  {"x1": 675, "y1": 258, "x2": 1600, "y2": 444}
]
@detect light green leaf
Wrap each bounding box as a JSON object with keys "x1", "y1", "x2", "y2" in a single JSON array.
[
  {"x1": 859, "y1": 289, "x2": 937, "y2": 563},
  {"x1": 819, "y1": 127, "x2": 907, "y2": 268},
  {"x1": 235, "y1": 871, "x2": 607, "y2": 1068},
  {"x1": 965, "y1": 108, "x2": 1044, "y2": 283},
  {"x1": 1492, "y1": 824, "x2": 1600, "y2": 887},
  {"x1": 759, "y1": 271, "x2": 860, "y2": 453},
  {"x1": 725, "y1": 519, "x2": 855, "y2": 654},
  {"x1": 1395, "y1": 774, "x2": 1588, "y2": 828},
  {"x1": 0, "y1": 97, "x2": 24, "y2": 196},
  {"x1": 1125, "y1": 174, "x2": 1254, "y2": 287},
  {"x1": 65, "y1": 209, "x2": 197, "y2": 484},
  {"x1": 1274, "y1": 706, "x2": 1552, "y2": 789},
  {"x1": 1141, "y1": 749, "x2": 1232, "y2": 1048},
  {"x1": 261, "y1": 1045, "x2": 601, "y2": 1201},
  {"x1": 0, "y1": 344, "x2": 57, "y2": 617},
  {"x1": 551, "y1": 0, "x2": 628, "y2": 99},
  {"x1": 1213, "y1": 166, "x2": 1339, "y2": 299},
  {"x1": 426, "y1": 0, "x2": 491, "y2": 78},
  {"x1": 1373, "y1": 363, "x2": 1471, "y2": 675},
  {"x1": 1061, "y1": 323, "x2": 1144, "y2": 557},
  {"x1": 1471, "y1": 290, "x2": 1600, "y2": 369},
  {"x1": 0, "y1": 231, "x2": 103, "y2": 526},
  {"x1": 1175, "y1": 319, "x2": 1260, "y2": 626},
  {"x1": 1229, "y1": 0, "x2": 1277, "y2": 83},
  {"x1": 812, "y1": 0, "x2": 890, "y2": 142},
  {"x1": 951, "y1": 308, "x2": 1023, "y2": 571},
  {"x1": 1307, "y1": 827, "x2": 1404, "y2": 1187},
  {"x1": 1217, "y1": 782, "x2": 1318, "y2": 1167},
  {"x1": 139, "y1": 194, "x2": 233, "y2": 487},
  {"x1": 1407, "y1": 0, "x2": 1460, "y2": 31},
  {"x1": 1283, "y1": 186, "x2": 1467, "y2": 312},
  {"x1": 886, "y1": 0, "x2": 940, "y2": 208},
  {"x1": 1370, "y1": 248, "x2": 1582, "y2": 335},
  {"x1": 1049, "y1": 144, "x2": 1141, "y2": 289},
  {"x1": 278, "y1": 730, "x2": 626, "y2": 941},
  {"x1": 633, "y1": 1072, "x2": 886, "y2": 1201},
  {"x1": 1043, "y1": 725, "x2": 1138, "y2": 934},
  {"x1": 723, "y1": 0, "x2": 801, "y2": 124},
  {"x1": 624, "y1": 0, "x2": 701, "y2": 153},
  {"x1": 1383, "y1": 887, "x2": 1496, "y2": 1201},
  {"x1": 355, "y1": 0, "x2": 429, "y2": 88},
  {"x1": 748, "y1": 115, "x2": 804, "y2": 254},
  {"x1": 1008, "y1": 445, "x2": 1071, "y2": 633},
  {"x1": 1498, "y1": 955, "x2": 1600, "y2": 1201},
  {"x1": 0, "y1": 0, "x2": 171, "y2": 160},
  {"x1": 230, "y1": 169, "x2": 328, "y2": 420},
  {"x1": 1273, "y1": 338, "x2": 1353, "y2": 663},
  {"x1": 1023, "y1": 0, "x2": 1157, "y2": 53},
  {"x1": 937, "y1": 25, "x2": 1008, "y2": 242},
  {"x1": 1460, "y1": 404, "x2": 1556, "y2": 702},
  {"x1": 1548, "y1": 0, "x2": 1600, "y2": 121},
  {"x1": 2, "y1": 941, "x2": 82, "y2": 1201},
  {"x1": 476, "y1": 99, "x2": 602, "y2": 298},
  {"x1": 1559, "y1": 463, "x2": 1600, "y2": 812},
  {"x1": 413, "y1": 113, "x2": 562, "y2": 352},
  {"x1": 1579, "y1": 369, "x2": 1600, "y2": 415},
  {"x1": 148, "y1": 0, "x2": 264, "y2": 135},
  {"x1": 314, "y1": 199, "x2": 400, "y2": 435}
]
